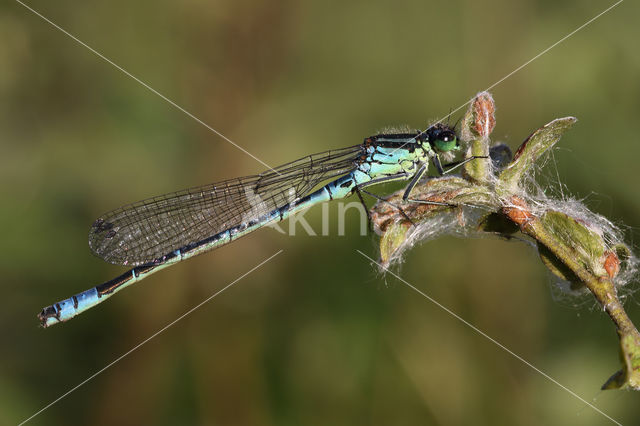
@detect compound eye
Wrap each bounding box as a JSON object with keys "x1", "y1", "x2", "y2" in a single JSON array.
[{"x1": 433, "y1": 132, "x2": 458, "y2": 152}]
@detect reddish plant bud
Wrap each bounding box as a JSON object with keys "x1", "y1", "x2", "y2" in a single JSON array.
[
  {"x1": 473, "y1": 91, "x2": 496, "y2": 138},
  {"x1": 603, "y1": 251, "x2": 621, "y2": 279},
  {"x1": 502, "y1": 196, "x2": 534, "y2": 226}
]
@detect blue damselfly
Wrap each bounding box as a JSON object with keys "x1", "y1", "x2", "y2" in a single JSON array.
[{"x1": 39, "y1": 123, "x2": 479, "y2": 327}]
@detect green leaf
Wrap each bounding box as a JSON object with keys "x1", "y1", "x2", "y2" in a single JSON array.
[
  {"x1": 498, "y1": 117, "x2": 577, "y2": 194},
  {"x1": 602, "y1": 333, "x2": 640, "y2": 390},
  {"x1": 537, "y1": 242, "x2": 584, "y2": 290},
  {"x1": 542, "y1": 210, "x2": 605, "y2": 258},
  {"x1": 379, "y1": 222, "x2": 410, "y2": 266}
]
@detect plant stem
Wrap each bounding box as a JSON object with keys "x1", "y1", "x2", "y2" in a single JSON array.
[{"x1": 503, "y1": 196, "x2": 640, "y2": 389}]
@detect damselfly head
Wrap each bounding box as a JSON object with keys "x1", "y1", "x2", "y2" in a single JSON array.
[{"x1": 427, "y1": 123, "x2": 459, "y2": 152}]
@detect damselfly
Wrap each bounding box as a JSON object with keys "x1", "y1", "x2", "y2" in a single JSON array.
[{"x1": 39, "y1": 123, "x2": 480, "y2": 327}]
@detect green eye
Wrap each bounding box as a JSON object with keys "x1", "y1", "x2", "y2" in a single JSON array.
[{"x1": 433, "y1": 135, "x2": 458, "y2": 152}]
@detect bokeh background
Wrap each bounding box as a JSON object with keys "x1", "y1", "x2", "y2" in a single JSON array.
[{"x1": 2, "y1": 0, "x2": 640, "y2": 424}]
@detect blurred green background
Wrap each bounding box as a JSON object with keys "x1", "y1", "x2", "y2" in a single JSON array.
[{"x1": 2, "y1": 0, "x2": 640, "y2": 424}]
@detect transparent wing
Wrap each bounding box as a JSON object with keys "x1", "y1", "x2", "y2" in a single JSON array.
[{"x1": 89, "y1": 145, "x2": 362, "y2": 266}]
